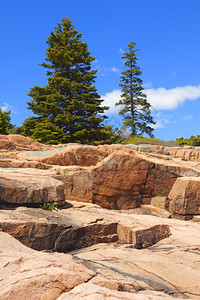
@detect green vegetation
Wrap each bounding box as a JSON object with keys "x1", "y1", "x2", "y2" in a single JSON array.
[
  {"x1": 0, "y1": 108, "x2": 13, "y2": 134},
  {"x1": 115, "y1": 42, "x2": 155, "y2": 137},
  {"x1": 40, "y1": 202, "x2": 59, "y2": 211},
  {"x1": 176, "y1": 135, "x2": 200, "y2": 146},
  {"x1": 116, "y1": 134, "x2": 179, "y2": 146},
  {"x1": 23, "y1": 17, "x2": 114, "y2": 145},
  {"x1": 35, "y1": 164, "x2": 52, "y2": 170}
]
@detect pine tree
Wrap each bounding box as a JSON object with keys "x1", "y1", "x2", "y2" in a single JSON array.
[
  {"x1": 24, "y1": 17, "x2": 113, "y2": 144},
  {"x1": 0, "y1": 108, "x2": 13, "y2": 134},
  {"x1": 116, "y1": 42, "x2": 155, "y2": 137}
]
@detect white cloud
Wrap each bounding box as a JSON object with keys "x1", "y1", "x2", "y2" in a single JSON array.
[
  {"x1": 102, "y1": 66, "x2": 120, "y2": 73},
  {"x1": 101, "y1": 90, "x2": 121, "y2": 114},
  {"x1": 101, "y1": 84, "x2": 200, "y2": 115},
  {"x1": 1, "y1": 102, "x2": 14, "y2": 113},
  {"x1": 146, "y1": 84, "x2": 200, "y2": 111},
  {"x1": 152, "y1": 119, "x2": 164, "y2": 129},
  {"x1": 143, "y1": 81, "x2": 153, "y2": 88},
  {"x1": 152, "y1": 113, "x2": 175, "y2": 129},
  {"x1": 119, "y1": 48, "x2": 124, "y2": 54},
  {"x1": 111, "y1": 67, "x2": 120, "y2": 73},
  {"x1": 169, "y1": 71, "x2": 176, "y2": 78},
  {"x1": 97, "y1": 66, "x2": 120, "y2": 76},
  {"x1": 183, "y1": 115, "x2": 193, "y2": 121}
]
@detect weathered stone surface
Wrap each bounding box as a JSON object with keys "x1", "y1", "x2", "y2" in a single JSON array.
[
  {"x1": 151, "y1": 196, "x2": 168, "y2": 209},
  {"x1": 90, "y1": 274, "x2": 144, "y2": 293},
  {"x1": 50, "y1": 150, "x2": 200, "y2": 210},
  {"x1": 168, "y1": 177, "x2": 200, "y2": 218},
  {"x1": 117, "y1": 223, "x2": 171, "y2": 248},
  {"x1": 72, "y1": 217, "x2": 200, "y2": 299},
  {"x1": 38, "y1": 145, "x2": 108, "y2": 166},
  {"x1": 0, "y1": 232, "x2": 95, "y2": 300},
  {"x1": 91, "y1": 151, "x2": 200, "y2": 209},
  {"x1": 0, "y1": 202, "x2": 171, "y2": 251},
  {"x1": 58, "y1": 282, "x2": 175, "y2": 299},
  {"x1": 0, "y1": 169, "x2": 65, "y2": 206},
  {"x1": 192, "y1": 215, "x2": 200, "y2": 222},
  {"x1": 55, "y1": 166, "x2": 93, "y2": 203},
  {"x1": 0, "y1": 158, "x2": 47, "y2": 169},
  {"x1": 91, "y1": 151, "x2": 150, "y2": 209},
  {"x1": 0, "y1": 134, "x2": 48, "y2": 151},
  {"x1": 1, "y1": 139, "x2": 200, "y2": 215},
  {"x1": 0, "y1": 210, "x2": 193, "y2": 299},
  {"x1": 121, "y1": 205, "x2": 171, "y2": 218},
  {"x1": 140, "y1": 205, "x2": 171, "y2": 218},
  {"x1": 1, "y1": 136, "x2": 200, "y2": 298},
  {"x1": 0, "y1": 205, "x2": 118, "y2": 252}
]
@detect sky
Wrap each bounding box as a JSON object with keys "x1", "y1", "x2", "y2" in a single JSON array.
[{"x1": 1, "y1": 0, "x2": 200, "y2": 141}]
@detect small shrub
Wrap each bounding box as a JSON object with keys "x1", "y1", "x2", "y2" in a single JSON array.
[
  {"x1": 40, "y1": 202, "x2": 59, "y2": 211},
  {"x1": 176, "y1": 135, "x2": 200, "y2": 146},
  {"x1": 116, "y1": 135, "x2": 179, "y2": 146},
  {"x1": 36, "y1": 164, "x2": 52, "y2": 170}
]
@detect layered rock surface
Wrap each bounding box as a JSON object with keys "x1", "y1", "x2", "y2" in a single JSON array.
[
  {"x1": 1, "y1": 135, "x2": 200, "y2": 215},
  {"x1": 0, "y1": 135, "x2": 200, "y2": 299},
  {"x1": 168, "y1": 177, "x2": 200, "y2": 219},
  {"x1": 1, "y1": 205, "x2": 200, "y2": 299},
  {"x1": 0, "y1": 134, "x2": 49, "y2": 151},
  {"x1": 0, "y1": 231, "x2": 95, "y2": 300},
  {"x1": 0, "y1": 168, "x2": 65, "y2": 206},
  {"x1": 70, "y1": 215, "x2": 200, "y2": 299},
  {"x1": 0, "y1": 202, "x2": 171, "y2": 251}
]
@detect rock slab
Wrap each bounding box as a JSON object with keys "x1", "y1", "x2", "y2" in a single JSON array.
[
  {"x1": 0, "y1": 203, "x2": 171, "y2": 252},
  {"x1": 168, "y1": 177, "x2": 200, "y2": 218},
  {"x1": 0, "y1": 169, "x2": 65, "y2": 206},
  {"x1": 0, "y1": 232, "x2": 95, "y2": 300}
]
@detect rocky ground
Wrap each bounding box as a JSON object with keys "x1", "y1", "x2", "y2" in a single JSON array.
[{"x1": 0, "y1": 135, "x2": 200, "y2": 299}]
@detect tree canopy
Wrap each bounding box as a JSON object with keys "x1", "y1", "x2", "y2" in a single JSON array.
[
  {"x1": 116, "y1": 42, "x2": 155, "y2": 137},
  {"x1": 0, "y1": 108, "x2": 13, "y2": 134},
  {"x1": 24, "y1": 17, "x2": 113, "y2": 144}
]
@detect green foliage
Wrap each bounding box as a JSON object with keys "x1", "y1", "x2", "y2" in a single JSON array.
[
  {"x1": 24, "y1": 17, "x2": 113, "y2": 144},
  {"x1": 0, "y1": 108, "x2": 13, "y2": 134},
  {"x1": 10, "y1": 126, "x2": 24, "y2": 135},
  {"x1": 35, "y1": 164, "x2": 52, "y2": 170},
  {"x1": 176, "y1": 135, "x2": 200, "y2": 146},
  {"x1": 40, "y1": 202, "x2": 59, "y2": 211},
  {"x1": 116, "y1": 134, "x2": 178, "y2": 146},
  {"x1": 116, "y1": 42, "x2": 155, "y2": 137}
]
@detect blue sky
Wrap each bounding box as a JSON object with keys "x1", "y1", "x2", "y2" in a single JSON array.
[{"x1": 1, "y1": 0, "x2": 200, "y2": 141}]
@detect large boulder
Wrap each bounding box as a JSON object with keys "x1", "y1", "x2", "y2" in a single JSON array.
[
  {"x1": 52, "y1": 150, "x2": 200, "y2": 210},
  {"x1": 91, "y1": 151, "x2": 151, "y2": 209},
  {"x1": 168, "y1": 177, "x2": 200, "y2": 219},
  {"x1": 56, "y1": 166, "x2": 93, "y2": 203},
  {"x1": 0, "y1": 169, "x2": 65, "y2": 206},
  {"x1": 0, "y1": 134, "x2": 48, "y2": 151},
  {"x1": 90, "y1": 151, "x2": 200, "y2": 209},
  {"x1": 38, "y1": 145, "x2": 108, "y2": 166}
]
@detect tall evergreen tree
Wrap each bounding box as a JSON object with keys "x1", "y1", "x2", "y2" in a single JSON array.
[
  {"x1": 116, "y1": 42, "x2": 155, "y2": 137},
  {"x1": 0, "y1": 108, "x2": 13, "y2": 134},
  {"x1": 24, "y1": 17, "x2": 113, "y2": 144}
]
